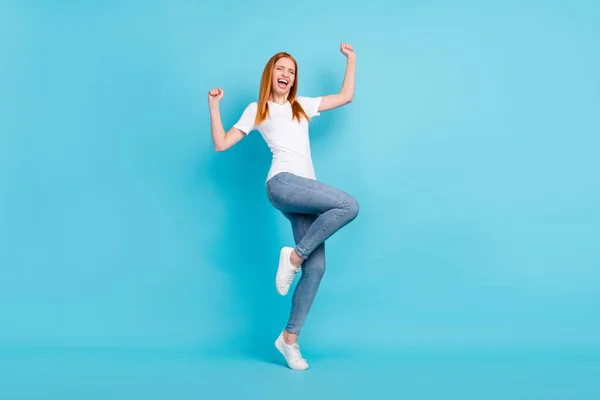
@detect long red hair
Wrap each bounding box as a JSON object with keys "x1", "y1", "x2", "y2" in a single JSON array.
[{"x1": 254, "y1": 52, "x2": 310, "y2": 126}]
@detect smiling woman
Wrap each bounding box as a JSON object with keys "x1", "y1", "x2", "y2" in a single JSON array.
[
  {"x1": 207, "y1": 43, "x2": 358, "y2": 371},
  {"x1": 254, "y1": 52, "x2": 309, "y2": 126}
]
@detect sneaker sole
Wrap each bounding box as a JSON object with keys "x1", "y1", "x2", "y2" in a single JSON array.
[{"x1": 276, "y1": 247, "x2": 292, "y2": 296}]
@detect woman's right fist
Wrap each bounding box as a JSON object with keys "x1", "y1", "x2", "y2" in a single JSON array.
[{"x1": 208, "y1": 88, "x2": 224, "y2": 105}]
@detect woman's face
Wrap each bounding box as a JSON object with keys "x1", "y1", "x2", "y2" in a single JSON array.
[{"x1": 271, "y1": 57, "x2": 296, "y2": 98}]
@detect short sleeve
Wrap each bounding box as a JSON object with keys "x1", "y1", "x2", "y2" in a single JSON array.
[
  {"x1": 233, "y1": 102, "x2": 258, "y2": 134},
  {"x1": 296, "y1": 96, "x2": 322, "y2": 118}
]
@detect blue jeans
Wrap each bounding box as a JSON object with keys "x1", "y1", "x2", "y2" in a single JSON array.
[{"x1": 266, "y1": 172, "x2": 359, "y2": 335}]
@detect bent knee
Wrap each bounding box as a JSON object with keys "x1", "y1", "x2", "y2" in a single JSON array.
[{"x1": 344, "y1": 195, "x2": 359, "y2": 220}]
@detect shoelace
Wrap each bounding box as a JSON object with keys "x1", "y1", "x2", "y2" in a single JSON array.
[
  {"x1": 289, "y1": 343, "x2": 305, "y2": 362},
  {"x1": 285, "y1": 268, "x2": 298, "y2": 285}
]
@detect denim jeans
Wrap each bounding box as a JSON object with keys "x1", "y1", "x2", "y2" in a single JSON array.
[{"x1": 266, "y1": 172, "x2": 359, "y2": 335}]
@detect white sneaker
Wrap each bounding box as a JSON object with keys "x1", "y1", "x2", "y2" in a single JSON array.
[
  {"x1": 276, "y1": 247, "x2": 300, "y2": 296},
  {"x1": 274, "y1": 332, "x2": 309, "y2": 370}
]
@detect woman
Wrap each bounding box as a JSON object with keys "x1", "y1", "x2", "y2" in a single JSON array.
[{"x1": 208, "y1": 43, "x2": 358, "y2": 370}]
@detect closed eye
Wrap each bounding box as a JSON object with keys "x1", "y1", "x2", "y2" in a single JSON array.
[{"x1": 276, "y1": 66, "x2": 295, "y2": 72}]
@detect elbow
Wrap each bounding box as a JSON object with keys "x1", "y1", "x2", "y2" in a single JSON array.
[
  {"x1": 214, "y1": 144, "x2": 227, "y2": 152},
  {"x1": 341, "y1": 91, "x2": 353, "y2": 104}
]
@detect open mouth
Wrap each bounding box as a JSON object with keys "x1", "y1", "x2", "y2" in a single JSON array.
[{"x1": 277, "y1": 78, "x2": 289, "y2": 89}]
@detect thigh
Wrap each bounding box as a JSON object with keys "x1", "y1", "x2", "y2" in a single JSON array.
[{"x1": 267, "y1": 172, "x2": 352, "y2": 215}]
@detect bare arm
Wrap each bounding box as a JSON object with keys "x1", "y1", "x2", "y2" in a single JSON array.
[
  {"x1": 318, "y1": 43, "x2": 356, "y2": 112},
  {"x1": 208, "y1": 88, "x2": 245, "y2": 152}
]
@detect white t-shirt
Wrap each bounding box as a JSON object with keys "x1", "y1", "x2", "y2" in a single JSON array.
[{"x1": 233, "y1": 96, "x2": 322, "y2": 182}]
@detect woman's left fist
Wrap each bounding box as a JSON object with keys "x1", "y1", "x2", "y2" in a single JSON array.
[{"x1": 340, "y1": 43, "x2": 355, "y2": 58}]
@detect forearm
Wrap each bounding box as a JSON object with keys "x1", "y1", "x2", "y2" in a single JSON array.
[
  {"x1": 209, "y1": 104, "x2": 226, "y2": 151},
  {"x1": 340, "y1": 55, "x2": 356, "y2": 101}
]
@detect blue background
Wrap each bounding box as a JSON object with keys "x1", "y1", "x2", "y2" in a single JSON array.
[{"x1": 1, "y1": 0, "x2": 599, "y2": 398}]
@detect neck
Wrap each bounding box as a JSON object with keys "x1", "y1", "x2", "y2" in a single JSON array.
[{"x1": 269, "y1": 93, "x2": 288, "y2": 104}]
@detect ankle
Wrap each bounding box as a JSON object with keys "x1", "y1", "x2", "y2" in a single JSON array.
[
  {"x1": 289, "y1": 249, "x2": 303, "y2": 268},
  {"x1": 283, "y1": 331, "x2": 298, "y2": 345}
]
